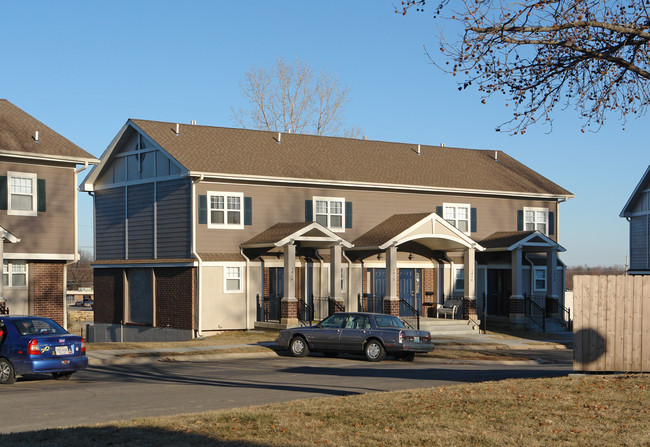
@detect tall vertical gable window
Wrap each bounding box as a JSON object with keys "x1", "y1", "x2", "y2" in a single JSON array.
[
  {"x1": 313, "y1": 197, "x2": 345, "y2": 231},
  {"x1": 3, "y1": 260, "x2": 27, "y2": 287},
  {"x1": 7, "y1": 172, "x2": 38, "y2": 216},
  {"x1": 443, "y1": 203, "x2": 470, "y2": 234},
  {"x1": 524, "y1": 207, "x2": 548, "y2": 235},
  {"x1": 208, "y1": 192, "x2": 244, "y2": 229},
  {"x1": 224, "y1": 266, "x2": 242, "y2": 293}
]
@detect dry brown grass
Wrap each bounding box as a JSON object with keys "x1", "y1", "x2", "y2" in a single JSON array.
[
  {"x1": 87, "y1": 330, "x2": 277, "y2": 351},
  {"x1": 3, "y1": 374, "x2": 648, "y2": 446}
]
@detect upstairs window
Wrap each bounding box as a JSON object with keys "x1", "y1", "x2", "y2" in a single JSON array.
[
  {"x1": 443, "y1": 203, "x2": 470, "y2": 234},
  {"x1": 524, "y1": 207, "x2": 548, "y2": 235},
  {"x1": 313, "y1": 197, "x2": 344, "y2": 231},
  {"x1": 3, "y1": 260, "x2": 27, "y2": 287},
  {"x1": 8, "y1": 172, "x2": 37, "y2": 216},
  {"x1": 208, "y1": 192, "x2": 243, "y2": 229}
]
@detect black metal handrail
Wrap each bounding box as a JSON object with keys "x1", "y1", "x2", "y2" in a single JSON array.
[
  {"x1": 298, "y1": 298, "x2": 314, "y2": 327},
  {"x1": 524, "y1": 294, "x2": 546, "y2": 332},
  {"x1": 0, "y1": 303, "x2": 8, "y2": 315},
  {"x1": 550, "y1": 300, "x2": 572, "y2": 331},
  {"x1": 398, "y1": 298, "x2": 420, "y2": 330},
  {"x1": 328, "y1": 296, "x2": 345, "y2": 313}
]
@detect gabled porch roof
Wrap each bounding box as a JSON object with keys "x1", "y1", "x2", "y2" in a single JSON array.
[
  {"x1": 349, "y1": 212, "x2": 484, "y2": 252},
  {"x1": 0, "y1": 226, "x2": 20, "y2": 243},
  {"x1": 479, "y1": 231, "x2": 565, "y2": 252},
  {"x1": 241, "y1": 222, "x2": 353, "y2": 250}
]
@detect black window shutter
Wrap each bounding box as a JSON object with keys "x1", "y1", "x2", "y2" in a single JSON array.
[
  {"x1": 244, "y1": 196, "x2": 252, "y2": 226},
  {"x1": 305, "y1": 200, "x2": 313, "y2": 222},
  {"x1": 548, "y1": 211, "x2": 555, "y2": 236},
  {"x1": 470, "y1": 207, "x2": 477, "y2": 233},
  {"x1": 436, "y1": 206, "x2": 443, "y2": 217},
  {"x1": 345, "y1": 201, "x2": 353, "y2": 229},
  {"x1": 517, "y1": 210, "x2": 524, "y2": 231},
  {"x1": 0, "y1": 176, "x2": 6, "y2": 210},
  {"x1": 37, "y1": 178, "x2": 46, "y2": 212},
  {"x1": 198, "y1": 195, "x2": 207, "y2": 224}
]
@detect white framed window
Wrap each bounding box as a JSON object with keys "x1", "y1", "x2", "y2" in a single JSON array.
[
  {"x1": 3, "y1": 260, "x2": 27, "y2": 287},
  {"x1": 340, "y1": 267, "x2": 347, "y2": 293},
  {"x1": 224, "y1": 266, "x2": 242, "y2": 293},
  {"x1": 453, "y1": 267, "x2": 464, "y2": 292},
  {"x1": 533, "y1": 268, "x2": 547, "y2": 291},
  {"x1": 524, "y1": 207, "x2": 548, "y2": 235},
  {"x1": 313, "y1": 196, "x2": 345, "y2": 232},
  {"x1": 208, "y1": 192, "x2": 244, "y2": 229},
  {"x1": 443, "y1": 203, "x2": 470, "y2": 234},
  {"x1": 7, "y1": 172, "x2": 37, "y2": 216}
]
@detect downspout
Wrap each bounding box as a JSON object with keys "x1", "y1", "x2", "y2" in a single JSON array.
[
  {"x1": 63, "y1": 161, "x2": 90, "y2": 330},
  {"x1": 240, "y1": 248, "x2": 251, "y2": 330},
  {"x1": 192, "y1": 175, "x2": 204, "y2": 337},
  {"x1": 342, "y1": 251, "x2": 353, "y2": 311}
]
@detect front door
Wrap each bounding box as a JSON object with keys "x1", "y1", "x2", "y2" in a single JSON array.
[
  {"x1": 268, "y1": 267, "x2": 284, "y2": 320},
  {"x1": 372, "y1": 269, "x2": 386, "y2": 313},
  {"x1": 486, "y1": 269, "x2": 510, "y2": 316},
  {"x1": 399, "y1": 268, "x2": 422, "y2": 316}
]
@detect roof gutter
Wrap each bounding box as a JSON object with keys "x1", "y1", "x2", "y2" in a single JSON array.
[{"x1": 186, "y1": 171, "x2": 574, "y2": 201}]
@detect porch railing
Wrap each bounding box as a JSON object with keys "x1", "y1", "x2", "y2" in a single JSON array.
[
  {"x1": 298, "y1": 297, "x2": 313, "y2": 326},
  {"x1": 357, "y1": 293, "x2": 384, "y2": 313},
  {"x1": 398, "y1": 298, "x2": 420, "y2": 330},
  {"x1": 524, "y1": 294, "x2": 546, "y2": 332},
  {"x1": 0, "y1": 303, "x2": 8, "y2": 315}
]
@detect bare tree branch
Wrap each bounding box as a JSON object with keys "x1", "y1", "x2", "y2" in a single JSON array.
[{"x1": 400, "y1": 0, "x2": 650, "y2": 133}]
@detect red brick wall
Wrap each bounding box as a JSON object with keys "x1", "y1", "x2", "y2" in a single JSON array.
[
  {"x1": 31, "y1": 262, "x2": 64, "y2": 325},
  {"x1": 93, "y1": 269, "x2": 124, "y2": 324},
  {"x1": 155, "y1": 267, "x2": 194, "y2": 330}
]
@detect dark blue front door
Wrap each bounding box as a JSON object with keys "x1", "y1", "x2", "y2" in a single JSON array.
[
  {"x1": 372, "y1": 269, "x2": 386, "y2": 313},
  {"x1": 269, "y1": 268, "x2": 284, "y2": 320},
  {"x1": 399, "y1": 268, "x2": 422, "y2": 316}
]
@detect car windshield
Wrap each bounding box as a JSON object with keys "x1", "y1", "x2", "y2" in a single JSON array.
[
  {"x1": 12, "y1": 318, "x2": 67, "y2": 336},
  {"x1": 374, "y1": 315, "x2": 407, "y2": 329}
]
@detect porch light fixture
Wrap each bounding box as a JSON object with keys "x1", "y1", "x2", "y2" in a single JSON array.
[
  {"x1": 377, "y1": 253, "x2": 382, "y2": 260},
  {"x1": 275, "y1": 251, "x2": 282, "y2": 259},
  {"x1": 408, "y1": 253, "x2": 414, "y2": 261}
]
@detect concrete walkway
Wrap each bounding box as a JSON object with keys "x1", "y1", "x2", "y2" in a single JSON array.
[{"x1": 86, "y1": 332, "x2": 573, "y2": 366}]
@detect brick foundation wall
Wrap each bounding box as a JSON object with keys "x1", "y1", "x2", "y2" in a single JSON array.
[
  {"x1": 94, "y1": 269, "x2": 124, "y2": 324},
  {"x1": 155, "y1": 267, "x2": 194, "y2": 330},
  {"x1": 31, "y1": 262, "x2": 65, "y2": 325}
]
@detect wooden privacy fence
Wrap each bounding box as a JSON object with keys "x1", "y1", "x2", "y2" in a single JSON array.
[{"x1": 573, "y1": 275, "x2": 650, "y2": 372}]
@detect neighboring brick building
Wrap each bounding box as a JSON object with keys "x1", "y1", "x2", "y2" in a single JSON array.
[
  {"x1": 0, "y1": 100, "x2": 98, "y2": 326},
  {"x1": 82, "y1": 119, "x2": 573, "y2": 340}
]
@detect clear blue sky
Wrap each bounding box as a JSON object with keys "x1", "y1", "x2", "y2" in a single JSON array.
[{"x1": 1, "y1": 1, "x2": 644, "y2": 267}]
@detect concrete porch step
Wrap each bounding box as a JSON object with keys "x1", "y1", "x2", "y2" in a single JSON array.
[{"x1": 417, "y1": 318, "x2": 481, "y2": 336}]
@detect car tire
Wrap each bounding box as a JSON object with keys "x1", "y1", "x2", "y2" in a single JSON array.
[
  {"x1": 0, "y1": 358, "x2": 16, "y2": 385},
  {"x1": 364, "y1": 340, "x2": 385, "y2": 362},
  {"x1": 52, "y1": 372, "x2": 74, "y2": 380},
  {"x1": 289, "y1": 336, "x2": 309, "y2": 357},
  {"x1": 401, "y1": 352, "x2": 416, "y2": 362}
]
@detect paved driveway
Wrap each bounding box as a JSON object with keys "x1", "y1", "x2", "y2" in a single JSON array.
[{"x1": 1, "y1": 355, "x2": 571, "y2": 434}]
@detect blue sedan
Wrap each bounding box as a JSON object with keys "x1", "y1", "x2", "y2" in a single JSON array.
[
  {"x1": 0, "y1": 315, "x2": 88, "y2": 384},
  {"x1": 277, "y1": 312, "x2": 434, "y2": 362}
]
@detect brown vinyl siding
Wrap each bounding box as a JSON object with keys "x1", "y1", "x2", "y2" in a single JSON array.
[
  {"x1": 195, "y1": 181, "x2": 561, "y2": 253},
  {"x1": 0, "y1": 160, "x2": 76, "y2": 256}
]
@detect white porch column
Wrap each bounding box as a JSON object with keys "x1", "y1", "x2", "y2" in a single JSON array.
[
  {"x1": 329, "y1": 243, "x2": 342, "y2": 300},
  {"x1": 509, "y1": 247, "x2": 525, "y2": 328},
  {"x1": 463, "y1": 247, "x2": 476, "y2": 300},
  {"x1": 281, "y1": 243, "x2": 298, "y2": 324},
  {"x1": 0, "y1": 239, "x2": 4, "y2": 307},
  {"x1": 384, "y1": 244, "x2": 399, "y2": 316}
]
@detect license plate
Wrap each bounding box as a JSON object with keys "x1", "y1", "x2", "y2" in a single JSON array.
[
  {"x1": 413, "y1": 337, "x2": 420, "y2": 343},
  {"x1": 55, "y1": 346, "x2": 71, "y2": 356}
]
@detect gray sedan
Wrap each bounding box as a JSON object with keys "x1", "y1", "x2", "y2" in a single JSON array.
[{"x1": 277, "y1": 312, "x2": 434, "y2": 362}]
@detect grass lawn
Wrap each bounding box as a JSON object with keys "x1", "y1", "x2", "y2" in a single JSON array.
[{"x1": 2, "y1": 374, "x2": 648, "y2": 446}]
